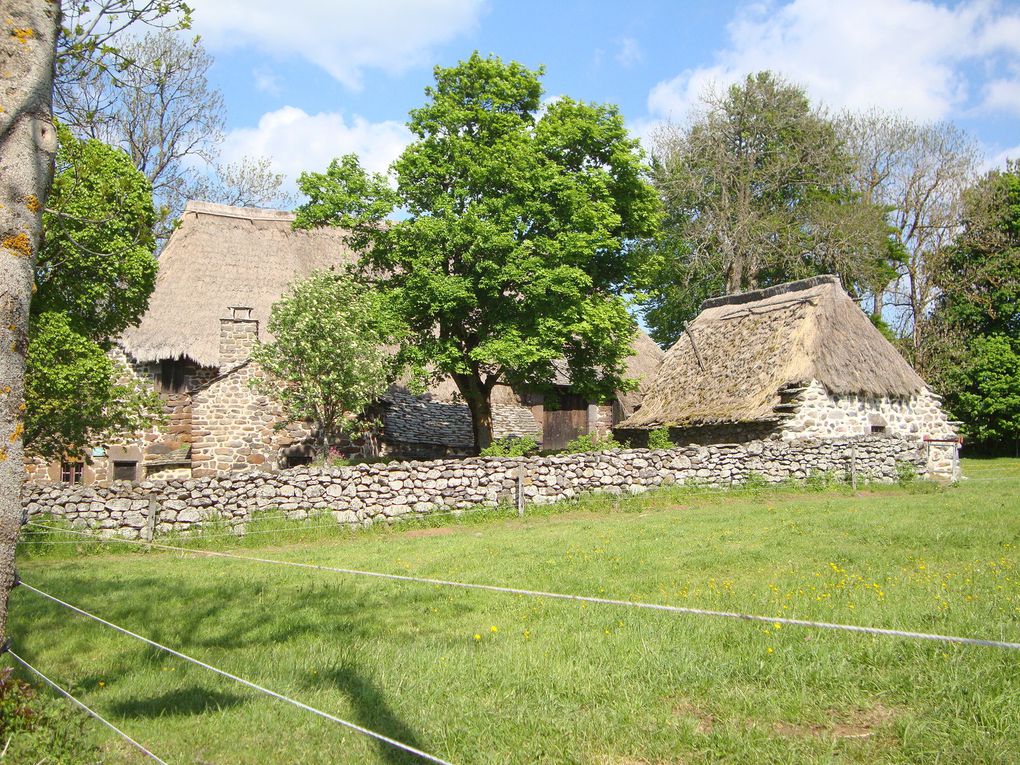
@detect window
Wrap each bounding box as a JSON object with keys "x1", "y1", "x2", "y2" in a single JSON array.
[
  {"x1": 871, "y1": 424, "x2": 887, "y2": 434},
  {"x1": 60, "y1": 460, "x2": 83, "y2": 485},
  {"x1": 113, "y1": 461, "x2": 137, "y2": 481},
  {"x1": 286, "y1": 453, "x2": 312, "y2": 468},
  {"x1": 158, "y1": 358, "x2": 186, "y2": 393}
]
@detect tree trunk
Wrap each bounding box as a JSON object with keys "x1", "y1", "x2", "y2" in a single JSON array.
[
  {"x1": 453, "y1": 373, "x2": 494, "y2": 453},
  {"x1": 0, "y1": 2, "x2": 60, "y2": 643}
]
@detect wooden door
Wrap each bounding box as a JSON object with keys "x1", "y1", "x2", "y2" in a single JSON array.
[{"x1": 543, "y1": 394, "x2": 588, "y2": 450}]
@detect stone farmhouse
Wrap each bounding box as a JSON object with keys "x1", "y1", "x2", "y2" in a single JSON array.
[
  {"x1": 617, "y1": 275, "x2": 959, "y2": 456},
  {"x1": 28, "y1": 200, "x2": 663, "y2": 486}
]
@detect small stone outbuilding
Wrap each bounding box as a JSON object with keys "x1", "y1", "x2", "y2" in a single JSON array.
[{"x1": 617, "y1": 276, "x2": 959, "y2": 477}]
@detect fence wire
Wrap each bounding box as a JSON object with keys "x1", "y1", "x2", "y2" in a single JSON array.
[
  {"x1": 27, "y1": 521, "x2": 1020, "y2": 651},
  {"x1": 20, "y1": 582, "x2": 453, "y2": 765},
  {"x1": 6, "y1": 649, "x2": 170, "y2": 764}
]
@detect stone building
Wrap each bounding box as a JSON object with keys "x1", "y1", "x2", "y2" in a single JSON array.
[
  {"x1": 28, "y1": 200, "x2": 664, "y2": 485},
  {"x1": 617, "y1": 276, "x2": 959, "y2": 471}
]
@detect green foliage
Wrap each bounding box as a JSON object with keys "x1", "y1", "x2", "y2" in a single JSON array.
[
  {"x1": 296, "y1": 53, "x2": 659, "y2": 450},
  {"x1": 935, "y1": 161, "x2": 1020, "y2": 338},
  {"x1": 0, "y1": 668, "x2": 99, "y2": 763},
  {"x1": 251, "y1": 270, "x2": 403, "y2": 455},
  {"x1": 26, "y1": 127, "x2": 162, "y2": 460},
  {"x1": 480, "y1": 435, "x2": 539, "y2": 458},
  {"x1": 928, "y1": 163, "x2": 1020, "y2": 449},
  {"x1": 638, "y1": 71, "x2": 890, "y2": 342},
  {"x1": 646, "y1": 427, "x2": 674, "y2": 450},
  {"x1": 895, "y1": 461, "x2": 918, "y2": 487},
  {"x1": 563, "y1": 432, "x2": 622, "y2": 453},
  {"x1": 942, "y1": 335, "x2": 1020, "y2": 448}
]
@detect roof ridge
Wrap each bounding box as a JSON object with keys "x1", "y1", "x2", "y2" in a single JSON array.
[
  {"x1": 183, "y1": 200, "x2": 296, "y2": 222},
  {"x1": 700, "y1": 275, "x2": 842, "y2": 311}
]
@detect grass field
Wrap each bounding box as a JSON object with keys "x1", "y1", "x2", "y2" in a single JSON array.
[{"x1": 8, "y1": 458, "x2": 1020, "y2": 764}]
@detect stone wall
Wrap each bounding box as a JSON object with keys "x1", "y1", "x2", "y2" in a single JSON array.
[
  {"x1": 782, "y1": 381, "x2": 955, "y2": 440},
  {"x1": 23, "y1": 435, "x2": 939, "y2": 538}
]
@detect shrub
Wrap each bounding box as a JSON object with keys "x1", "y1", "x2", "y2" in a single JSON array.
[
  {"x1": 896, "y1": 460, "x2": 917, "y2": 486},
  {"x1": 646, "y1": 428, "x2": 675, "y2": 450},
  {"x1": 481, "y1": 435, "x2": 539, "y2": 458},
  {"x1": 563, "y1": 432, "x2": 622, "y2": 454},
  {"x1": 0, "y1": 668, "x2": 98, "y2": 763}
]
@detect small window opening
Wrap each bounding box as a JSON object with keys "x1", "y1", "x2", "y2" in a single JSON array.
[
  {"x1": 60, "y1": 460, "x2": 83, "y2": 485},
  {"x1": 113, "y1": 461, "x2": 137, "y2": 481},
  {"x1": 871, "y1": 424, "x2": 887, "y2": 434},
  {"x1": 286, "y1": 453, "x2": 312, "y2": 468},
  {"x1": 158, "y1": 358, "x2": 186, "y2": 393}
]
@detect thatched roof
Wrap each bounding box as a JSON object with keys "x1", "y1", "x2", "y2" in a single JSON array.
[
  {"x1": 620, "y1": 275, "x2": 927, "y2": 429},
  {"x1": 121, "y1": 201, "x2": 355, "y2": 368}
]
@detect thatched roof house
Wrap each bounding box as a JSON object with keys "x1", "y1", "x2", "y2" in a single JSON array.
[
  {"x1": 619, "y1": 275, "x2": 954, "y2": 444},
  {"x1": 122, "y1": 201, "x2": 355, "y2": 368}
]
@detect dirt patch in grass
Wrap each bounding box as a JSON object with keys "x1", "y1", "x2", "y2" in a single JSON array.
[
  {"x1": 672, "y1": 699, "x2": 716, "y2": 734},
  {"x1": 770, "y1": 704, "x2": 897, "y2": 740}
]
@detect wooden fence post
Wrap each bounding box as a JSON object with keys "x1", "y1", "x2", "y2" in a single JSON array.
[
  {"x1": 850, "y1": 444, "x2": 858, "y2": 491},
  {"x1": 516, "y1": 464, "x2": 525, "y2": 517},
  {"x1": 144, "y1": 496, "x2": 158, "y2": 543}
]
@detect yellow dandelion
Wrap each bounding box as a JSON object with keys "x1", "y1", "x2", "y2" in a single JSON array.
[
  {"x1": 473, "y1": 633, "x2": 481, "y2": 642},
  {"x1": 767, "y1": 647, "x2": 774, "y2": 654},
  {"x1": 489, "y1": 625, "x2": 498, "y2": 633}
]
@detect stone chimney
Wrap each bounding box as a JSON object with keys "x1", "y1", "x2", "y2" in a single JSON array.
[{"x1": 219, "y1": 306, "x2": 258, "y2": 370}]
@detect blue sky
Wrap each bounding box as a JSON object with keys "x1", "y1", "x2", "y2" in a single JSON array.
[{"x1": 184, "y1": 0, "x2": 1020, "y2": 196}]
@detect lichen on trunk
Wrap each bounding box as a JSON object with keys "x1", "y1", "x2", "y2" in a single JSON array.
[{"x1": 0, "y1": 1, "x2": 60, "y2": 642}]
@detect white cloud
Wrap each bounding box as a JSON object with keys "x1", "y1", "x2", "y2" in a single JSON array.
[
  {"x1": 190, "y1": 0, "x2": 485, "y2": 90},
  {"x1": 984, "y1": 143, "x2": 1020, "y2": 171},
  {"x1": 615, "y1": 37, "x2": 643, "y2": 69},
  {"x1": 221, "y1": 106, "x2": 412, "y2": 193},
  {"x1": 252, "y1": 67, "x2": 281, "y2": 96},
  {"x1": 647, "y1": 0, "x2": 1020, "y2": 123},
  {"x1": 983, "y1": 77, "x2": 1020, "y2": 116}
]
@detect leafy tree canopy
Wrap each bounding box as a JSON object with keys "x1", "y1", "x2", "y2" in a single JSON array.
[
  {"x1": 935, "y1": 160, "x2": 1020, "y2": 338},
  {"x1": 943, "y1": 335, "x2": 1020, "y2": 450},
  {"x1": 295, "y1": 53, "x2": 659, "y2": 450},
  {"x1": 26, "y1": 127, "x2": 161, "y2": 459},
  {"x1": 250, "y1": 270, "x2": 403, "y2": 457},
  {"x1": 637, "y1": 71, "x2": 892, "y2": 345}
]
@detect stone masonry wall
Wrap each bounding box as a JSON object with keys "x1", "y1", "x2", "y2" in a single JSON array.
[
  {"x1": 23, "y1": 435, "x2": 941, "y2": 538},
  {"x1": 782, "y1": 381, "x2": 955, "y2": 440}
]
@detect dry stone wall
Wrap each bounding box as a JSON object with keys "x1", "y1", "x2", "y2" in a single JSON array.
[
  {"x1": 783, "y1": 381, "x2": 955, "y2": 440},
  {"x1": 23, "y1": 435, "x2": 936, "y2": 538}
]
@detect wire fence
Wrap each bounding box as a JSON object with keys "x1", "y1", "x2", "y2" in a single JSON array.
[
  {"x1": 26, "y1": 521, "x2": 1020, "y2": 651},
  {"x1": 18, "y1": 582, "x2": 453, "y2": 765},
  {"x1": 6, "y1": 649, "x2": 169, "y2": 764}
]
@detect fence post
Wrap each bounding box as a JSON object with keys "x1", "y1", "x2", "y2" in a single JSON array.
[
  {"x1": 850, "y1": 443, "x2": 858, "y2": 491},
  {"x1": 516, "y1": 464, "x2": 525, "y2": 517},
  {"x1": 144, "y1": 495, "x2": 158, "y2": 543}
]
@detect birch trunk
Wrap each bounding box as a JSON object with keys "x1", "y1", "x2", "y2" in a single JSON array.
[{"x1": 0, "y1": 0, "x2": 60, "y2": 642}]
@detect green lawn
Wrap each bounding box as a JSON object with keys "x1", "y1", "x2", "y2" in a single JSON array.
[{"x1": 8, "y1": 459, "x2": 1020, "y2": 764}]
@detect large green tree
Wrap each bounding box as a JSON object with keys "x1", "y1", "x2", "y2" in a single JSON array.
[
  {"x1": 251, "y1": 270, "x2": 402, "y2": 458},
  {"x1": 26, "y1": 126, "x2": 162, "y2": 459},
  {"x1": 928, "y1": 161, "x2": 1020, "y2": 450},
  {"x1": 295, "y1": 53, "x2": 659, "y2": 451},
  {"x1": 638, "y1": 72, "x2": 891, "y2": 345}
]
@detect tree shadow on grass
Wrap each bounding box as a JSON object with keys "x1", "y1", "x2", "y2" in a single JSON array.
[
  {"x1": 107, "y1": 686, "x2": 246, "y2": 718},
  {"x1": 310, "y1": 664, "x2": 434, "y2": 765}
]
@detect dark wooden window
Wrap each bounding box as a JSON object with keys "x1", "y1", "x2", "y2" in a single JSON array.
[
  {"x1": 60, "y1": 460, "x2": 83, "y2": 485},
  {"x1": 158, "y1": 358, "x2": 186, "y2": 393},
  {"x1": 113, "y1": 461, "x2": 137, "y2": 481}
]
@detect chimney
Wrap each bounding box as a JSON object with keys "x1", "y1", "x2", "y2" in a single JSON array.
[{"x1": 219, "y1": 306, "x2": 258, "y2": 370}]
